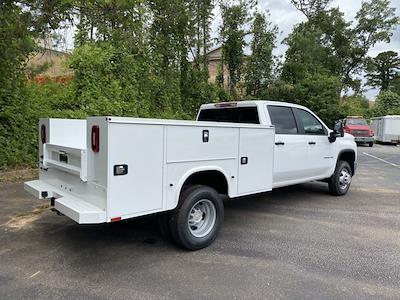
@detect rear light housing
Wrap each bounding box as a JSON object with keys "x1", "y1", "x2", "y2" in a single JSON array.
[
  {"x1": 91, "y1": 125, "x2": 100, "y2": 152},
  {"x1": 41, "y1": 124, "x2": 46, "y2": 144},
  {"x1": 214, "y1": 102, "x2": 237, "y2": 108}
]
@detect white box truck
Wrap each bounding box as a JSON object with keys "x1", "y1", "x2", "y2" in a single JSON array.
[
  {"x1": 25, "y1": 101, "x2": 357, "y2": 250},
  {"x1": 370, "y1": 115, "x2": 400, "y2": 144}
]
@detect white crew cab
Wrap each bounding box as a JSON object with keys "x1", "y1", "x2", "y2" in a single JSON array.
[{"x1": 25, "y1": 101, "x2": 357, "y2": 250}]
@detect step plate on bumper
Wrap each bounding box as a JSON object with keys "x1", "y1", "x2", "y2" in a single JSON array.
[{"x1": 24, "y1": 180, "x2": 106, "y2": 224}]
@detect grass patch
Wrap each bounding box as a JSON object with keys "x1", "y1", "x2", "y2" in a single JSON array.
[{"x1": 0, "y1": 168, "x2": 38, "y2": 184}]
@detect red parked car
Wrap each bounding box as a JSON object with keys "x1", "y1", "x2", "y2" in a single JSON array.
[{"x1": 343, "y1": 116, "x2": 374, "y2": 147}]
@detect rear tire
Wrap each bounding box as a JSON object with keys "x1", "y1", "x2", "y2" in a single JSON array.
[
  {"x1": 328, "y1": 160, "x2": 352, "y2": 196},
  {"x1": 169, "y1": 185, "x2": 224, "y2": 250},
  {"x1": 369, "y1": 142, "x2": 374, "y2": 147}
]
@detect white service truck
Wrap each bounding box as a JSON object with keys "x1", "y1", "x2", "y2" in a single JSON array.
[{"x1": 25, "y1": 101, "x2": 357, "y2": 250}]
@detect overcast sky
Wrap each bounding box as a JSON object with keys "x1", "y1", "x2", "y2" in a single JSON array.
[{"x1": 211, "y1": 0, "x2": 400, "y2": 100}]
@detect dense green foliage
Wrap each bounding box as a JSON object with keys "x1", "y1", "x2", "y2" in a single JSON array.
[
  {"x1": 366, "y1": 51, "x2": 400, "y2": 91},
  {"x1": 0, "y1": 0, "x2": 399, "y2": 169},
  {"x1": 278, "y1": 0, "x2": 399, "y2": 124},
  {"x1": 219, "y1": 0, "x2": 254, "y2": 96},
  {"x1": 374, "y1": 91, "x2": 400, "y2": 115},
  {"x1": 1, "y1": 1, "x2": 37, "y2": 168},
  {"x1": 339, "y1": 95, "x2": 371, "y2": 117},
  {"x1": 245, "y1": 13, "x2": 277, "y2": 98}
]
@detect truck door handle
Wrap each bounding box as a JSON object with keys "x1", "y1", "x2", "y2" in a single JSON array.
[
  {"x1": 275, "y1": 141, "x2": 285, "y2": 146},
  {"x1": 308, "y1": 141, "x2": 316, "y2": 145}
]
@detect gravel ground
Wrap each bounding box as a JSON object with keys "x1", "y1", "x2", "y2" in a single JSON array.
[{"x1": 0, "y1": 144, "x2": 399, "y2": 299}]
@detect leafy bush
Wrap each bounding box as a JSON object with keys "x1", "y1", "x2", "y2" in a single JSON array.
[
  {"x1": 0, "y1": 42, "x2": 228, "y2": 169},
  {"x1": 374, "y1": 91, "x2": 400, "y2": 116}
]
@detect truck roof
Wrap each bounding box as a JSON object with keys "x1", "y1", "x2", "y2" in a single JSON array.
[
  {"x1": 199, "y1": 100, "x2": 313, "y2": 112},
  {"x1": 371, "y1": 115, "x2": 400, "y2": 119},
  {"x1": 101, "y1": 116, "x2": 272, "y2": 129},
  {"x1": 345, "y1": 116, "x2": 364, "y2": 119}
]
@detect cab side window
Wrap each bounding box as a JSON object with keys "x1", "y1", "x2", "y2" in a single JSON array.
[
  {"x1": 267, "y1": 106, "x2": 298, "y2": 134},
  {"x1": 295, "y1": 109, "x2": 326, "y2": 135}
]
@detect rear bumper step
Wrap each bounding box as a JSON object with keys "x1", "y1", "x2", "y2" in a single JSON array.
[{"x1": 24, "y1": 180, "x2": 106, "y2": 224}]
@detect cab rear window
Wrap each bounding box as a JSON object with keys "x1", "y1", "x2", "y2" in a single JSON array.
[{"x1": 198, "y1": 107, "x2": 260, "y2": 124}]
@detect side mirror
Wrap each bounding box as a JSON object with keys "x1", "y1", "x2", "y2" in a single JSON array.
[
  {"x1": 334, "y1": 120, "x2": 345, "y2": 137},
  {"x1": 329, "y1": 120, "x2": 344, "y2": 143}
]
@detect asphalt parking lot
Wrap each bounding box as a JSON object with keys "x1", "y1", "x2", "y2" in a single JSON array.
[{"x1": 0, "y1": 144, "x2": 399, "y2": 299}]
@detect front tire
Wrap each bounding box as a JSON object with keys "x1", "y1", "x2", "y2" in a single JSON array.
[
  {"x1": 328, "y1": 161, "x2": 352, "y2": 196},
  {"x1": 169, "y1": 185, "x2": 224, "y2": 250},
  {"x1": 369, "y1": 142, "x2": 374, "y2": 147}
]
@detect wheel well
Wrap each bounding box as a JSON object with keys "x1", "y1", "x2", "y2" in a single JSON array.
[
  {"x1": 182, "y1": 170, "x2": 228, "y2": 195},
  {"x1": 338, "y1": 151, "x2": 356, "y2": 174}
]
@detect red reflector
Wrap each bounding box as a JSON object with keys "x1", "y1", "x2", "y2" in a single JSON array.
[
  {"x1": 111, "y1": 217, "x2": 121, "y2": 222},
  {"x1": 91, "y1": 125, "x2": 100, "y2": 152},
  {"x1": 41, "y1": 124, "x2": 46, "y2": 144}
]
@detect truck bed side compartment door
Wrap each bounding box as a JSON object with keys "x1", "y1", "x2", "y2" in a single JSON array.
[
  {"x1": 108, "y1": 123, "x2": 164, "y2": 219},
  {"x1": 237, "y1": 127, "x2": 274, "y2": 195}
]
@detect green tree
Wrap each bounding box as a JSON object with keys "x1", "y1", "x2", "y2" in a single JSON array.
[
  {"x1": 148, "y1": 0, "x2": 191, "y2": 114},
  {"x1": 219, "y1": 0, "x2": 254, "y2": 96},
  {"x1": 0, "y1": 0, "x2": 73, "y2": 168},
  {"x1": 0, "y1": 1, "x2": 34, "y2": 168},
  {"x1": 296, "y1": 73, "x2": 342, "y2": 125},
  {"x1": 390, "y1": 76, "x2": 400, "y2": 95},
  {"x1": 244, "y1": 12, "x2": 277, "y2": 98},
  {"x1": 0, "y1": 0, "x2": 231, "y2": 168},
  {"x1": 284, "y1": 0, "x2": 399, "y2": 91},
  {"x1": 366, "y1": 51, "x2": 400, "y2": 91},
  {"x1": 346, "y1": 0, "x2": 400, "y2": 87},
  {"x1": 374, "y1": 91, "x2": 400, "y2": 115},
  {"x1": 291, "y1": 0, "x2": 331, "y2": 18},
  {"x1": 191, "y1": 0, "x2": 214, "y2": 74},
  {"x1": 340, "y1": 95, "x2": 370, "y2": 117},
  {"x1": 278, "y1": 0, "x2": 399, "y2": 124}
]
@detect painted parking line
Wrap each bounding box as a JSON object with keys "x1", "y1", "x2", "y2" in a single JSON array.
[{"x1": 363, "y1": 152, "x2": 400, "y2": 169}]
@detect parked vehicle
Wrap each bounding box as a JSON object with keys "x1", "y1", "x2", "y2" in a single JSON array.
[
  {"x1": 343, "y1": 116, "x2": 374, "y2": 147},
  {"x1": 25, "y1": 101, "x2": 357, "y2": 250},
  {"x1": 370, "y1": 116, "x2": 400, "y2": 144}
]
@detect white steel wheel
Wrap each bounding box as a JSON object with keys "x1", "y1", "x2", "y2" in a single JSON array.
[
  {"x1": 339, "y1": 168, "x2": 352, "y2": 190},
  {"x1": 188, "y1": 199, "x2": 216, "y2": 238},
  {"x1": 169, "y1": 185, "x2": 224, "y2": 250},
  {"x1": 329, "y1": 160, "x2": 352, "y2": 196}
]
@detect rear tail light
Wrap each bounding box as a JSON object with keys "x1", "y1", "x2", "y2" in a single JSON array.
[
  {"x1": 91, "y1": 125, "x2": 100, "y2": 152},
  {"x1": 41, "y1": 125, "x2": 46, "y2": 144}
]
